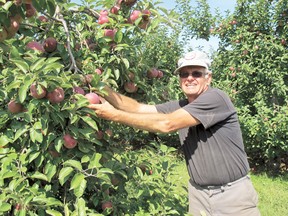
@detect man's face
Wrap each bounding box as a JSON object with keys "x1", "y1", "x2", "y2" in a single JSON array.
[{"x1": 178, "y1": 66, "x2": 211, "y2": 101}]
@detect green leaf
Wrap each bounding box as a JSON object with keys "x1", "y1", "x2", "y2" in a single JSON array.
[
  {"x1": 0, "y1": 202, "x2": 11, "y2": 212},
  {"x1": 70, "y1": 173, "x2": 85, "y2": 190},
  {"x1": 0, "y1": 135, "x2": 10, "y2": 146},
  {"x1": 122, "y1": 58, "x2": 130, "y2": 69},
  {"x1": 63, "y1": 160, "x2": 82, "y2": 170},
  {"x1": 80, "y1": 116, "x2": 98, "y2": 130},
  {"x1": 32, "y1": 197, "x2": 63, "y2": 207},
  {"x1": 58, "y1": 167, "x2": 74, "y2": 186},
  {"x1": 76, "y1": 198, "x2": 86, "y2": 216},
  {"x1": 19, "y1": 76, "x2": 34, "y2": 103},
  {"x1": 30, "y1": 57, "x2": 46, "y2": 72},
  {"x1": 44, "y1": 164, "x2": 57, "y2": 182},
  {"x1": 11, "y1": 59, "x2": 29, "y2": 73},
  {"x1": 6, "y1": 80, "x2": 22, "y2": 91},
  {"x1": 30, "y1": 171, "x2": 48, "y2": 181},
  {"x1": 14, "y1": 125, "x2": 29, "y2": 141},
  {"x1": 114, "y1": 30, "x2": 123, "y2": 43},
  {"x1": 88, "y1": 153, "x2": 102, "y2": 169},
  {"x1": 46, "y1": 209, "x2": 63, "y2": 216},
  {"x1": 28, "y1": 151, "x2": 40, "y2": 163},
  {"x1": 74, "y1": 178, "x2": 87, "y2": 198}
]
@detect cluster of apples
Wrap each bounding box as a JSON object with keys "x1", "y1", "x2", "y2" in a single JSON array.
[{"x1": 0, "y1": 0, "x2": 37, "y2": 42}]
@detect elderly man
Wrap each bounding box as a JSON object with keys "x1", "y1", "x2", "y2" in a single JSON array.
[{"x1": 88, "y1": 50, "x2": 261, "y2": 216}]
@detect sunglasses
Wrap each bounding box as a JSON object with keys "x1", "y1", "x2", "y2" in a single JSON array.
[{"x1": 179, "y1": 71, "x2": 205, "y2": 78}]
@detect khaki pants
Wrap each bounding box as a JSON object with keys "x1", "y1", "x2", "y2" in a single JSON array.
[{"x1": 188, "y1": 176, "x2": 261, "y2": 216}]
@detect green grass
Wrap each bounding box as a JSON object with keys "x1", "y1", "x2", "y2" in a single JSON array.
[{"x1": 172, "y1": 160, "x2": 288, "y2": 216}]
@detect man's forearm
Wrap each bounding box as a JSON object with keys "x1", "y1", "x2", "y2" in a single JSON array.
[
  {"x1": 102, "y1": 86, "x2": 141, "y2": 112},
  {"x1": 112, "y1": 109, "x2": 172, "y2": 133}
]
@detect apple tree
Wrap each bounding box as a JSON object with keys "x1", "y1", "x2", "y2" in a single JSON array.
[{"x1": 0, "y1": 0, "x2": 189, "y2": 215}]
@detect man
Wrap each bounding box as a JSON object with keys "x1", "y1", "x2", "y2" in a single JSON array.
[{"x1": 88, "y1": 50, "x2": 260, "y2": 216}]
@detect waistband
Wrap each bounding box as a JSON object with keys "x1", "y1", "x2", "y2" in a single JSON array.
[{"x1": 190, "y1": 175, "x2": 249, "y2": 190}]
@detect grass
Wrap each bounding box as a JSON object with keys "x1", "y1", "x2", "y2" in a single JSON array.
[{"x1": 171, "y1": 160, "x2": 288, "y2": 216}]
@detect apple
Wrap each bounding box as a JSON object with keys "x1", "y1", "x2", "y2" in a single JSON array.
[
  {"x1": 85, "y1": 93, "x2": 100, "y2": 104},
  {"x1": 63, "y1": 134, "x2": 77, "y2": 149},
  {"x1": 281, "y1": 39, "x2": 286, "y2": 45},
  {"x1": 100, "y1": 10, "x2": 109, "y2": 16},
  {"x1": 26, "y1": 41, "x2": 45, "y2": 52},
  {"x1": 229, "y1": 66, "x2": 235, "y2": 71},
  {"x1": 104, "y1": 29, "x2": 117, "y2": 40},
  {"x1": 102, "y1": 201, "x2": 113, "y2": 211},
  {"x1": 47, "y1": 87, "x2": 65, "y2": 104},
  {"x1": 0, "y1": 28, "x2": 8, "y2": 42},
  {"x1": 8, "y1": 100, "x2": 24, "y2": 113},
  {"x1": 98, "y1": 15, "x2": 109, "y2": 24},
  {"x1": 231, "y1": 72, "x2": 236, "y2": 78},
  {"x1": 95, "y1": 68, "x2": 102, "y2": 75},
  {"x1": 128, "y1": 72, "x2": 135, "y2": 80},
  {"x1": 25, "y1": 3, "x2": 36, "y2": 18},
  {"x1": 38, "y1": 15, "x2": 48, "y2": 22},
  {"x1": 139, "y1": 20, "x2": 149, "y2": 29},
  {"x1": 43, "y1": 37, "x2": 57, "y2": 53},
  {"x1": 147, "y1": 68, "x2": 159, "y2": 78},
  {"x1": 110, "y1": 5, "x2": 120, "y2": 14},
  {"x1": 157, "y1": 70, "x2": 163, "y2": 78},
  {"x1": 142, "y1": 9, "x2": 151, "y2": 21},
  {"x1": 96, "y1": 130, "x2": 104, "y2": 139},
  {"x1": 130, "y1": 10, "x2": 141, "y2": 23},
  {"x1": 5, "y1": 17, "x2": 20, "y2": 35},
  {"x1": 73, "y1": 86, "x2": 85, "y2": 95},
  {"x1": 124, "y1": 82, "x2": 138, "y2": 93},
  {"x1": 85, "y1": 74, "x2": 93, "y2": 84},
  {"x1": 88, "y1": 43, "x2": 97, "y2": 51},
  {"x1": 105, "y1": 129, "x2": 113, "y2": 137},
  {"x1": 30, "y1": 83, "x2": 47, "y2": 99},
  {"x1": 123, "y1": 0, "x2": 137, "y2": 7}
]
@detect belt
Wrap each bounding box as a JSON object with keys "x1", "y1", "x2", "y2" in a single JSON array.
[{"x1": 191, "y1": 175, "x2": 249, "y2": 190}]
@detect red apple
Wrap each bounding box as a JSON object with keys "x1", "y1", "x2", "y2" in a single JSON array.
[
  {"x1": 147, "y1": 68, "x2": 159, "y2": 78},
  {"x1": 281, "y1": 39, "x2": 286, "y2": 45},
  {"x1": 85, "y1": 93, "x2": 100, "y2": 104},
  {"x1": 43, "y1": 37, "x2": 57, "y2": 53},
  {"x1": 98, "y1": 15, "x2": 109, "y2": 24},
  {"x1": 63, "y1": 134, "x2": 77, "y2": 149},
  {"x1": 26, "y1": 41, "x2": 45, "y2": 53},
  {"x1": 110, "y1": 5, "x2": 120, "y2": 14},
  {"x1": 139, "y1": 20, "x2": 149, "y2": 29},
  {"x1": 100, "y1": 10, "x2": 109, "y2": 16},
  {"x1": 105, "y1": 129, "x2": 113, "y2": 137},
  {"x1": 124, "y1": 82, "x2": 138, "y2": 93},
  {"x1": 8, "y1": 100, "x2": 24, "y2": 113},
  {"x1": 104, "y1": 29, "x2": 117, "y2": 40},
  {"x1": 157, "y1": 70, "x2": 163, "y2": 78},
  {"x1": 25, "y1": 3, "x2": 36, "y2": 18},
  {"x1": 101, "y1": 201, "x2": 113, "y2": 211},
  {"x1": 128, "y1": 72, "x2": 135, "y2": 80},
  {"x1": 38, "y1": 15, "x2": 48, "y2": 22},
  {"x1": 142, "y1": 9, "x2": 151, "y2": 21},
  {"x1": 73, "y1": 86, "x2": 85, "y2": 95},
  {"x1": 96, "y1": 130, "x2": 104, "y2": 139},
  {"x1": 123, "y1": 0, "x2": 137, "y2": 7},
  {"x1": 47, "y1": 87, "x2": 65, "y2": 104},
  {"x1": 130, "y1": 10, "x2": 141, "y2": 23},
  {"x1": 5, "y1": 17, "x2": 20, "y2": 35},
  {"x1": 30, "y1": 83, "x2": 47, "y2": 99},
  {"x1": 95, "y1": 68, "x2": 102, "y2": 75}
]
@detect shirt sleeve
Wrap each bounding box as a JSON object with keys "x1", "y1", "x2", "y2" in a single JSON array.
[{"x1": 182, "y1": 89, "x2": 236, "y2": 129}]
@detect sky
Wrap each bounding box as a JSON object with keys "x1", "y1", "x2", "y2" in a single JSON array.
[
  {"x1": 71, "y1": 0, "x2": 237, "y2": 53},
  {"x1": 158, "y1": 0, "x2": 237, "y2": 53}
]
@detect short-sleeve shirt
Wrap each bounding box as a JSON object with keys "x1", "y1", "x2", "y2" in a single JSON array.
[{"x1": 156, "y1": 87, "x2": 250, "y2": 186}]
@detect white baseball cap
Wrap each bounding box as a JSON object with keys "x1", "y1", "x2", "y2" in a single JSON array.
[{"x1": 174, "y1": 50, "x2": 211, "y2": 74}]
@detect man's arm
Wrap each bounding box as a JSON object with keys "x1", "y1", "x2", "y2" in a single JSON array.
[
  {"x1": 101, "y1": 86, "x2": 156, "y2": 113},
  {"x1": 88, "y1": 99, "x2": 200, "y2": 133}
]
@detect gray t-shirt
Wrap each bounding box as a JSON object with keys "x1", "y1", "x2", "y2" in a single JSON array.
[{"x1": 156, "y1": 87, "x2": 250, "y2": 186}]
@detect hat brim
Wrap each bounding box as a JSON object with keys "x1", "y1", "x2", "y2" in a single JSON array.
[{"x1": 173, "y1": 61, "x2": 208, "y2": 74}]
